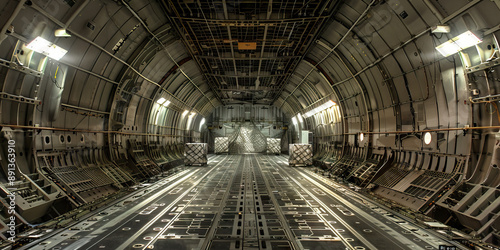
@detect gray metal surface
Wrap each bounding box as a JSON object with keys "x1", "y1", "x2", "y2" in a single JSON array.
[
  {"x1": 289, "y1": 144, "x2": 313, "y2": 166},
  {"x1": 25, "y1": 155, "x2": 463, "y2": 250},
  {"x1": 0, "y1": 0, "x2": 499, "y2": 247}
]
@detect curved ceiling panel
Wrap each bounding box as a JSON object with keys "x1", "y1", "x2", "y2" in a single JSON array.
[{"x1": 0, "y1": 0, "x2": 220, "y2": 132}]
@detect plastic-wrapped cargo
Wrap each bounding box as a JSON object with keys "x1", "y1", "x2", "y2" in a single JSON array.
[
  {"x1": 267, "y1": 138, "x2": 281, "y2": 154},
  {"x1": 214, "y1": 137, "x2": 229, "y2": 154},
  {"x1": 184, "y1": 143, "x2": 208, "y2": 166},
  {"x1": 289, "y1": 144, "x2": 312, "y2": 166}
]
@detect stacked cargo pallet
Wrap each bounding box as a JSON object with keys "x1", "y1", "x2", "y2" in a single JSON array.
[
  {"x1": 214, "y1": 137, "x2": 229, "y2": 154},
  {"x1": 185, "y1": 143, "x2": 208, "y2": 166},
  {"x1": 267, "y1": 138, "x2": 281, "y2": 155},
  {"x1": 289, "y1": 144, "x2": 313, "y2": 166}
]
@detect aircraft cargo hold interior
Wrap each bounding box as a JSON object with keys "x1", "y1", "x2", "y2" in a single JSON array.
[{"x1": 0, "y1": 0, "x2": 500, "y2": 249}]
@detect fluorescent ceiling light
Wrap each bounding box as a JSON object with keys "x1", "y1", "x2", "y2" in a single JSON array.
[
  {"x1": 26, "y1": 36, "x2": 67, "y2": 60},
  {"x1": 292, "y1": 117, "x2": 297, "y2": 126},
  {"x1": 297, "y1": 114, "x2": 303, "y2": 123},
  {"x1": 424, "y1": 132, "x2": 432, "y2": 145},
  {"x1": 182, "y1": 110, "x2": 189, "y2": 116},
  {"x1": 163, "y1": 100, "x2": 171, "y2": 107},
  {"x1": 54, "y1": 28, "x2": 71, "y2": 37},
  {"x1": 303, "y1": 100, "x2": 337, "y2": 118},
  {"x1": 186, "y1": 114, "x2": 194, "y2": 129},
  {"x1": 454, "y1": 31, "x2": 482, "y2": 48},
  {"x1": 359, "y1": 133, "x2": 364, "y2": 142},
  {"x1": 435, "y1": 31, "x2": 482, "y2": 57},
  {"x1": 199, "y1": 118, "x2": 205, "y2": 131},
  {"x1": 156, "y1": 97, "x2": 166, "y2": 105},
  {"x1": 431, "y1": 25, "x2": 450, "y2": 33}
]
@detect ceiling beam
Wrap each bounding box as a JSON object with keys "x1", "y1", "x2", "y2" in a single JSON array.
[
  {"x1": 171, "y1": 16, "x2": 328, "y2": 25},
  {"x1": 255, "y1": 0, "x2": 273, "y2": 90},
  {"x1": 197, "y1": 55, "x2": 300, "y2": 60},
  {"x1": 222, "y1": 0, "x2": 240, "y2": 93},
  {"x1": 207, "y1": 73, "x2": 287, "y2": 78},
  {"x1": 221, "y1": 87, "x2": 277, "y2": 92}
]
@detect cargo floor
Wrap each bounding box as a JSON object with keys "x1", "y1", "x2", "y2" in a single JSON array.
[{"x1": 26, "y1": 155, "x2": 462, "y2": 250}]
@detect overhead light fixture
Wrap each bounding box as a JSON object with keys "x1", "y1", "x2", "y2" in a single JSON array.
[
  {"x1": 182, "y1": 110, "x2": 189, "y2": 116},
  {"x1": 292, "y1": 117, "x2": 298, "y2": 126},
  {"x1": 431, "y1": 25, "x2": 450, "y2": 33},
  {"x1": 54, "y1": 28, "x2": 71, "y2": 37},
  {"x1": 26, "y1": 36, "x2": 68, "y2": 60},
  {"x1": 435, "y1": 31, "x2": 482, "y2": 57},
  {"x1": 163, "y1": 100, "x2": 171, "y2": 107},
  {"x1": 359, "y1": 133, "x2": 364, "y2": 142},
  {"x1": 199, "y1": 118, "x2": 206, "y2": 131},
  {"x1": 156, "y1": 97, "x2": 166, "y2": 105},
  {"x1": 303, "y1": 100, "x2": 337, "y2": 118},
  {"x1": 187, "y1": 113, "x2": 194, "y2": 129},
  {"x1": 424, "y1": 132, "x2": 432, "y2": 145},
  {"x1": 297, "y1": 114, "x2": 303, "y2": 123}
]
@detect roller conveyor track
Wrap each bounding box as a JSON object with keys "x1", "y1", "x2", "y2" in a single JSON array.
[{"x1": 25, "y1": 155, "x2": 464, "y2": 250}]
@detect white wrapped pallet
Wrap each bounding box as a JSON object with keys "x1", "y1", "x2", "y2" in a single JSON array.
[
  {"x1": 214, "y1": 137, "x2": 229, "y2": 154},
  {"x1": 289, "y1": 144, "x2": 312, "y2": 166},
  {"x1": 267, "y1": 138, "x2": 281, "y2": 154},
  {"x1": 185, "y1": 143, "x2": 208, "y2": 166}
]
